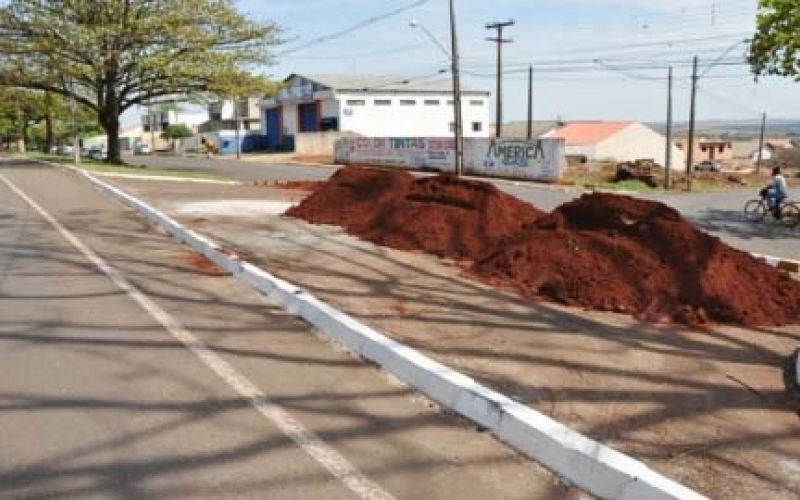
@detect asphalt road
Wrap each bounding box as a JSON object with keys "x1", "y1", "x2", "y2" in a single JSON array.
[
  {"x1": 0, "y1": 160, "x2": 579, "y2": 499},
  {"x1": 126, "y1": 153, "x2": 799, "y2": 260}
]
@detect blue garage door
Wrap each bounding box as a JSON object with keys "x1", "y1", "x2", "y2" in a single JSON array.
[
  {"x1": 265, "y1": 108, "x2": 281, "y2": 149},
  {"x1": 298, "y1": 102, "x2": 319, "y2": 133}
]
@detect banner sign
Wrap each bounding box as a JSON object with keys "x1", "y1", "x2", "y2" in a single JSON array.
[{"x1": 335, "y1": 137, "x2": 565, "y2": 181}]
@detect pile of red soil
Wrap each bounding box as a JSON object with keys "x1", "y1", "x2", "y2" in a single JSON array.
[
  {"x1": 476, "y1": 193, "x2": 800, "y2": 326},
  {"x1": 287, "y1": 166, "x2": 800, "y2": 327},
  {"x1": 286, "y1": 166, "x2": 544, "y2": 260}
]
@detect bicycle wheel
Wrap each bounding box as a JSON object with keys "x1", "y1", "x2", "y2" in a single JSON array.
[
  {"x1": 744, "y1": 200, "x2": 767, "y2": 222},
  {"x1": 780, "y1": 203, "x2": 800, "y2": 228}
]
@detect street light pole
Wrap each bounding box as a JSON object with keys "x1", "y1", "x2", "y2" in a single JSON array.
[
  {"x1": 449, "y1": 0, "x2": 464, "y2": 176},
  {"x1": 486, "y1": 20, "x2": 514, "y2": 138}
]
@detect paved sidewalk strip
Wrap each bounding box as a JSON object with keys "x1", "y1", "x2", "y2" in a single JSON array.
[{"x1": 71, "y1": 166, "x2": 708, "y2": 500}]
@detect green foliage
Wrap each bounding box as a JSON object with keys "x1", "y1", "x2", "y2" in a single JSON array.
[
  {"x1": 161, "y1": 124, "x2": 194, "y2": 140},
  {"x1": 0, "y1": 0, "x2": 281, "y2": 161},
  {"x1": 749, "y1": 0, "x2": 800, "y2": 79}
]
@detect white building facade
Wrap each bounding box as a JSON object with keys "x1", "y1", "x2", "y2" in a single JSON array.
[
  {"x1": 545, "y1": 121, "x2": 686, "y2": 170},
  {"x1": 260, "y1": 74, "x2": 490, "y2": 150}
]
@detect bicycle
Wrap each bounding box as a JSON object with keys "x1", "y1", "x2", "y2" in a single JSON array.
[{"x1": 744, "y1": 196, "x2": 800, "y2": 228}]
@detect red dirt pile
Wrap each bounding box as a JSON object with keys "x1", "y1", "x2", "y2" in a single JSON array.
[
  {"x1": 286, "y1": 166, "x2": 545, "y2": 260},
  {"x1": 476, "y1": 193, "x2": 800, "y2": 326},
  {"x1": 287, "y1": 166, "x2": 800, "y2": 327}
]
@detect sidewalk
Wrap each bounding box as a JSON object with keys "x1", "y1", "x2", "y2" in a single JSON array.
[{"x1": 107, "y1": 177, "x2": 800, "y2": 500}]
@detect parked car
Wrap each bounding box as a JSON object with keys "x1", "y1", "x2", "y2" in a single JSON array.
[
  {"x1": 133, "y1": 143, "x2": 151, "y2": 155},
  {"x1": 56, "y1": 145, "x2": 74, "y2": 156},
  {"x1": 87, "y1": 147, "x2": 107, "y2": 161},
  {"x1": 694, "y1": 160, "x2": 722, "y2": 172}
]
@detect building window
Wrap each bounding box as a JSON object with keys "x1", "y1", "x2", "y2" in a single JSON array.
[
  {"x1": 719, "y1": 145, "x2": 724, "y2": 153},
  {"x1": 346, "y1": 99, "x2": 366, "y2": 106},
  {"x1": 700, "y1": 146, "x2": 707, "y2": 152},
  {"x1": 447, "y1": 100, "x2": 454, "y2": 105},
  {"x1": 237, "y1": 99, "x2": 250, "y2": 119},
  {"x1": 424, "y1": 99, "x2": 440, "y2": 106},
  {"x1": 449, "y1": 122, "x2": 455, "y2": 132},
  {"x1": 400, "y1": 99, "x2": 417, "y2": 106},
  {"x1": 472, "y1": 122, "x2": 483, "y2": 132},
  {"x1": 374, "y1": 99, "x2": 392, "y2": 106},
  {"x1": 210, "y1": 112, "x2": 222, "y2": 121},
  {"x1": 469, "y1": 100, "x2": 485, "y2": 106}
]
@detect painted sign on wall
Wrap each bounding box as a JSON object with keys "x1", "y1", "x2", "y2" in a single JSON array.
[
  {"x1": 464, "y1": 138, "x2": 564, "y2": 181},
  {"x1": 335, "y1": 137, "x2": 456, "y2": 171},
  {"x1": 335, "y1": 137, "x2": 565, "y2": 181}
]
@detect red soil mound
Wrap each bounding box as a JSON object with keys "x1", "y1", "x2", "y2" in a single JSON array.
[
  {"x1": 287, "y1": 166, "x2": 545, "y2": 260},
  {"x1": 476, "y1": 193, "x2": 800, "y2": 326},
  {"x1": 287, "y1": 166, "x2": 800, "y2": 327}
]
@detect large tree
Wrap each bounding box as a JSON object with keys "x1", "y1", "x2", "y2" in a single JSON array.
[
  {"x1": 0, "y1": 0, "x2": 280, "y2": 163},
  {"x1": 749, "y1": 0, "x2": 800, "y2": 80}
]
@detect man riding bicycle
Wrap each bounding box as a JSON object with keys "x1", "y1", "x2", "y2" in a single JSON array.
[{"x1": 761, "y1": 167, "x2": 789, "y2": 217}]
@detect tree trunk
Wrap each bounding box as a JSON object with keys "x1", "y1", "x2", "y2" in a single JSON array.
[
  {"x1": 44, "y1": 92, "x2": 54, "y2": 153},
  {"x1": 100, "y1": 111, "x2": 121, "y2": 164}
]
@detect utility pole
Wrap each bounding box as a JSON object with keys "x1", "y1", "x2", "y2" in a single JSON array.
[
  {"x1": 233, "y1": 98, "x2": 241, "y2": 160},
  {"x1": 449, "y1": 0, "x2": 464, "y2": 176},
  {"x1": 665, "y1": 66, "x2": 673, "y2": 189},
  {"x1": 527, "y1": 65, "x2": 533, "y2": 140},
  {"x1": 756, "y1": 112, "x2": 766, "y2": 174},
  {"x1": 686, "y1": 56, "x2": 699, "y2": 191},
  {"x1": 486, "y1": 20, "x2": 514, "y2": 138}
]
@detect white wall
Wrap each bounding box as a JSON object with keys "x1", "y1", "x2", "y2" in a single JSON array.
[
  {"x1": 336, "y1": 92, "x2": 490, "y2": 138},
  {"x1": 321, "y1": 99, "x2": 339, "y2": 120},
  {"x1": 594, "y1": 123, "x2": 686, "y2": 170},
  {"x1": 282, "y1": 103, "x2": 298, "y2": 136}
]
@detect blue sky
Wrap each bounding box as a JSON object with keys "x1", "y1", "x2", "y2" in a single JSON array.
[{"x1": 231, "y1": 0, "x2": 798, "y2": 124}]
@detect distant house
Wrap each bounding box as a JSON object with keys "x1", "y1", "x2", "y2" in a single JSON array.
[
  {"x1": 675, "y1": 137, "x2": 734, "y2": 162},
  {"x1": 199, "y1": 98, "x2": 263, "y2": 133},
  {"x1": 140, "y1": 104, "x2": 206, "y2": 150},
  {"x1": 732, "y1": 138, "x2": 794, "y2": 162},
  {"x1": 544, "y1": 121, "x2": 685, "y2": 169},
  {"x1": 260, "y1": 74, "x2": 491, "y2": 150}
]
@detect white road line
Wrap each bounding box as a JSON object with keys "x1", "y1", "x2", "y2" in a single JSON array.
[{"x1": 0, "y1": 174, "x2": 395, "y2": 500}]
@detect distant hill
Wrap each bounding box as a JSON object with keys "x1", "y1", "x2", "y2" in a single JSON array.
[{"x1": 648, "y1": 119, "x2": 800, "y2": 140}]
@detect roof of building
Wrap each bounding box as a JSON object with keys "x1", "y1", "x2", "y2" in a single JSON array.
[
  {"x1": 546, "y1": 121, "x2": 633, "y2": 146},
  {"x1": 286, "y1": 73, "x2": 490, "y2": 95},
  {"x1": 495, "y1": 120, "x2": 560, "y2": 139}
]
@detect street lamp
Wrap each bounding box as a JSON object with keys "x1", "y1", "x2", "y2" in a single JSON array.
[{"x1": 410, "y1": 6, "x2": 464, "y2": 176}]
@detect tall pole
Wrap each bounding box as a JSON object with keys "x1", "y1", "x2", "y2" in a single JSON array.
[
  {"x1": 527, "y1": 65, "x2": 533, "y2": 140},
  {"x1": 486, "y1": 20, "x2": 514, "y2": 138},
  {"x1": 686, "y1": 56, "x2": 699, "y2": 191},
  {"x1": 449, "y1": 0, "x2": 464, "y2": 176},
  {"x1": 665, "y1": 66, "x2": 673, "y2": 189},
  {"x1": 756, "y1": 112, "x2": 766, "y2": 174},
  {"x1": 234, "y1": 98, "x2": 241, "y2": 160}
]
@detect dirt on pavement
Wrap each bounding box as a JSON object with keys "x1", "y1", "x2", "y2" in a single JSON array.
[{"x1": 288, "y1": 166, "x2": 800, "y2": 327}]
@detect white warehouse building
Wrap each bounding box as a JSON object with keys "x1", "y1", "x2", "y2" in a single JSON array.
[{"x1": 260, "y1": 74, "x2": 491, "y2": 150}]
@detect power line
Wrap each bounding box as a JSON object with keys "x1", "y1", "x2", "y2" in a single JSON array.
[{"x1": 277, "y1": 0, "x2": 431, "y2": 57}]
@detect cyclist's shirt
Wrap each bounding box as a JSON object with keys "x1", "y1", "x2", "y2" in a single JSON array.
[{"x1": 772, "y1": 175, "x2": 788, "y2": 198}]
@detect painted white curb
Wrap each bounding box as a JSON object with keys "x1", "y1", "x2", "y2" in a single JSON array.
[
  {"x1": 69, "y1": 168, "x2": 708, "y2": 500},
  {"x1": 89, "y1": 171, "x2": 241, "y2": 185},
  {"x1": 753, "y1": 253, "x2": 800, "y2": 275}
]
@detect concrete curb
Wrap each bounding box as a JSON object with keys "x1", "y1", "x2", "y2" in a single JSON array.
[
  {"x1": 754, "y1": 253, "x2": 800, "y2": 275},
  {"x1": 71, "y1": 168, "x2": 707, "y2": 500},
  {"x1": 88, "y1": 171, "x2": 241, "y2": 185}
]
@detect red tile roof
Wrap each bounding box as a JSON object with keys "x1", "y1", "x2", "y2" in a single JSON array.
[{"x1": 548, "y1": 122, "x2": 633, "y2": 146}]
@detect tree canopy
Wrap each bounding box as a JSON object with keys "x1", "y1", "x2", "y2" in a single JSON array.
[
  {"x1": 0, "y1": 0, "x2": 280, "y2": 162},
  {"x1": 749, "y1": 0, "x2": 800, "y2": 80}
]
